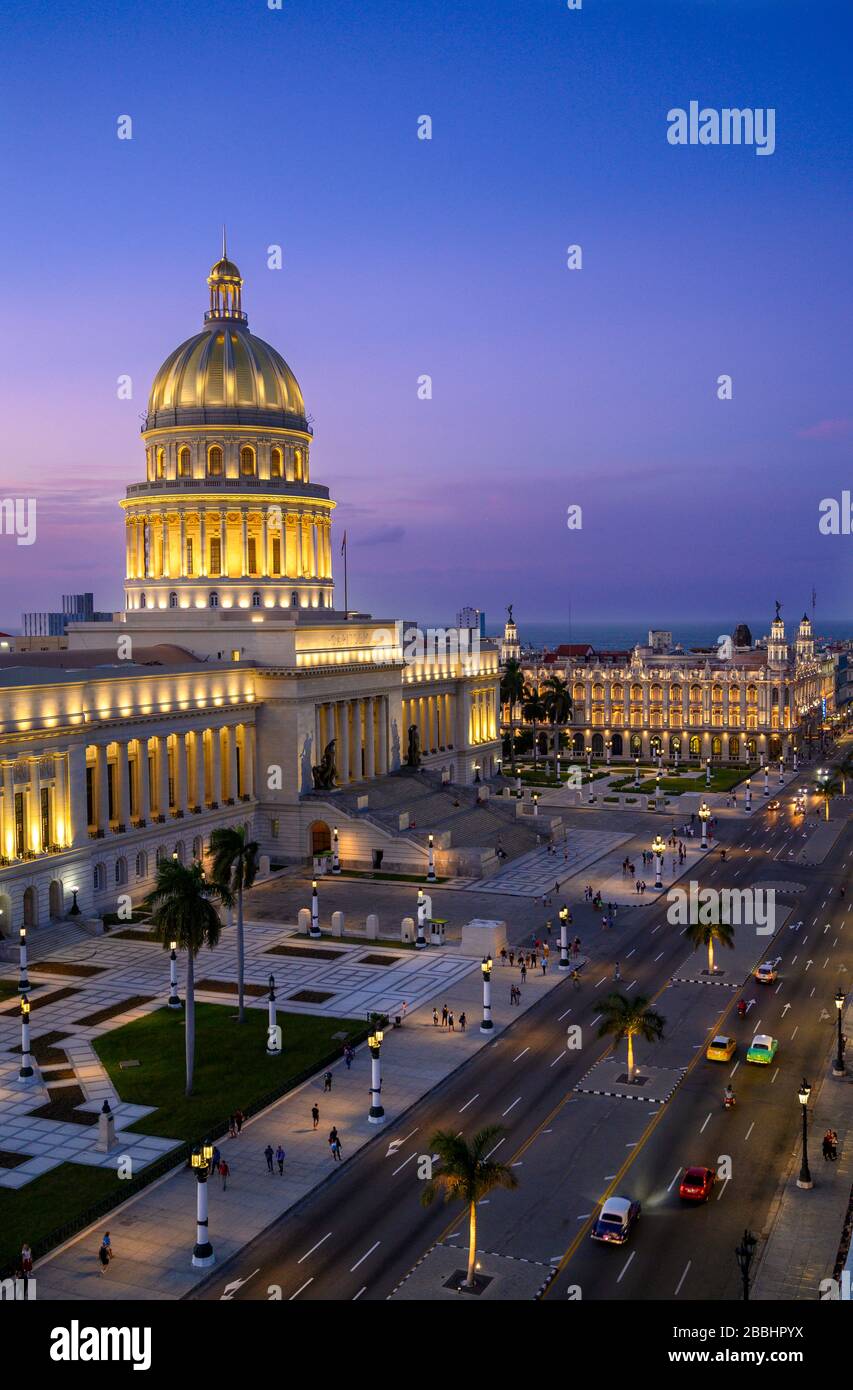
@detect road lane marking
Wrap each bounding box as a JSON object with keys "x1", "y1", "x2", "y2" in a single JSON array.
[
  {"x1": 550, "y1": 1052, "x2": 564, "y2": 1067},
  {"x1": 667, "y1": 1169, "x2": 682, "y2": 1192},
  {"x1": 716, "y1": 1177, "x2": 730, "y2": 1200},
  {"x1": 513, "y1": 1048, "x2": 530, "y2": 1063},
  {"x1": 502, "y1": 1096, "x2": 522, "y2": 1117},
  {"x1": 616, "y1": 1251, "x2": 636, "y2": 1283},
  {"x1": 459, "y1": 1094, "x2": 479, "y2": 1112},
  {"x1": 392, "y1": 1152, "x2": 417, "y2": 1176},
  {"x1": 290, "y1": 1278, "x2": 314, "y2": 1299},
  {"x1": 674, "y1": 1261, "x2": 691, "y2": 1295},
  {"x1": 297, "y1": 1232, "x2": 331, "y2": 1264},
  {"x1": 700, "y1": 1112, "x2": 712, "y2": 1133},
  {"x1": 745, "y1": 1122, "x2": 755, "y2": 1141},
  {"x1": 485, "y1": 1138, "x2": 505, "y2": 1159},
  {"x1": 352, "y1": 1286, "x2": 367, "y2": 1300},
  {"x1": 558, "y1": 1008, "x2": 573, "y2": 1021},
  {"x1": 350, "y1": 1241, "x2": 380, "y2": 1272}
]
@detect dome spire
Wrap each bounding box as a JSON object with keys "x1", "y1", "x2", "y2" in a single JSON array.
[{"x1": 205, "y1": 237, "x2": 247, "y2": 325}]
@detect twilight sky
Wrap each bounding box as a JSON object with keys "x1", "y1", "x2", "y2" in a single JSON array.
[{"x1": 0, "y1": 0, "x2": 851, "y2": 634}]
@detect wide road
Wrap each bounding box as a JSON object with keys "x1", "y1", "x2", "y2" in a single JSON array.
[{"x1": 193, "y1": 745, "x2": 850, "y2": 1302}]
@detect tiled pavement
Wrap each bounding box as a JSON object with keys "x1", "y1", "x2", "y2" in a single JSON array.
[{"x1": 466, "y1": 829, "x2": 631, "y2": 897}]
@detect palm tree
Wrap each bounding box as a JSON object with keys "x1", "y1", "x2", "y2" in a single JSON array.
[
  {"x1": 522, "y1": 684, "x2": 547, "y2": 769},
  {"x1": 500, "y1": 659, "x2": 525, "y2": 773},
  {"x1": 541, "y1": 674, "x2": 573, "y2": 777},
  {"x1": 209, "y1": 825, "x2": 260, "y2": 1023},
  {"x1": 422, "y1": 1126, "x2": 518, "y2": 1288},
  {"x1": 597, "y1": 993, "x2": 665, "y2": 1082},
  {"x1": 145, "y1": 860, "x2": 222, "y2": 1097},
  {"x1": 685, "y1": 917, "x2": 735, "y2": 975}
]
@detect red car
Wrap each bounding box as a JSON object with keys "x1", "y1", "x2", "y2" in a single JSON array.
[{"x1": 678, "y1": 1166, "x2": 715, "y2": 1202}]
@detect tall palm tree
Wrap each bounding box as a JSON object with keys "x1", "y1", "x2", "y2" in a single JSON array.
[
  {"x1": 541, "y1": 674, "x2": 573, "y2": 777},
  {"x1": 145, "y1": 860, "x2": 222, "y2": 1097},
  {"x1": 500, "y1": 659, "x2": 525, "y2": 773},
  {"x1": 522, "y1": 684, "x2": 547, "y2": 769},
  {"x1": 597, "y1": 993, "x2": 665, "y2": 1082},
  {"x1": 422, "y1": 1126, "x2": 518, "y2": 1288},
  {"x1": 685, "y1": 917, "x2": 735, "y2": 975},
  {"x1": 209, "y1": 825, "x2": 260, "y2": 1023}
]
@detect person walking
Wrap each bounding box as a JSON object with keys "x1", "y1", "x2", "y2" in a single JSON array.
[
  {"x1": 219, "y1": 1158, "x2": 230, "y2": 1190},
  {"x1": 822, "y1": 1131, "x2": 833, "y2": 1161},
  {"x1": 98, "y1": 1232, "x2": 113, "y2": 1275},
  {"x1": 508, "y1": 950, "x2": 515, "y2": 967},
  {"x1": 459, "y1": 1011, "x2": 466, "y2": 1031},
  {"x1": 228, "y1": 1114, "x2": 237, "y2": 1139},
  {"x1": 311, "y1": 1103, "x2": 320, "y2": 1130},
  {"x1": 20, "y1": 1243, "x2": 33, "y2": 1297},
  {"x1": 329, "y1": 1127, "x2": 342, "y2": 1161},
  {"x1": 234, "y1": 1109, "x2": 245, "y2": 1137},
  {"x1": 344, "y1": 1044, "x2": 354, "y2": 1069},
  {"x1": 264, "y1": 1143, "x2": 274, "y2": 1174},
  {"x1": 572, "y1": 936, "x2": 580, "y2": 958},
  {"x1": 541, "y1": 956, "x2": 548, "y2": 975},
  {"x1": 276, "y1": 1144, "x2": 285, "y2": 1175},
  {"x1": 441, "y1": 1004, "x2": 448, "y2": 1028},
  {"x1": 448, "y1": 1010, "x2": 455, "y2": 1031},
  {"x1": 432, "y1": 1007, "x2": 439, "y2": 1026},
  {"x1": 324, "y1": 1071, "x2": 333, "y2": 1093},
  {"x1": 520, "y1": 962, "x2": 527, "y2": 984},
  {"x1": 614, "y1": 961, "x2": 622, "y2": 982},
  {"x1": 500, "y1": 947, "x2": 508, "y2": 966}
]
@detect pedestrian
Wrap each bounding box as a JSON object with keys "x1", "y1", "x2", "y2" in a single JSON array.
[
  {"x1": 312, "y1": 1103, "x2": 320, "y2": 1130},
  {"x1": 329, "y1": 1127, "x2": 340, "y2": 1160},
  {"x1": 509, "y1": 950, "x2": 515, "y2": 967},
  {"x1": 541, "y1": 957, "x2": 548, "y2": 975},
  {"x1": 459, "y1": 1011, "x2": 466, "y2": 1031},
  {"x1": 333, "y1": 1135, "x2": 343, "y2": 1161},
  {"x1": 276, "y1": 1144, "x2": 285, "y2": 1175},
  {"x1": 441, "y1": 1004, "x2": 448, "y2": 1027},
  {"x1": 212, "y1": 1144, "x2": 221, "y2": 1171},
  {"x1": 264, "y1": 1143, "x2": 274, "y2": 1174},
  {"x1": 219, "y1": 1159, "x2": 230, "y2": 1190},
  {"x1": 400, "y1": 1000, "x2": 408, "y2": 1022},
  {"x1": 98, "y1": 1232, "x2": 112, "y2": 1274},
  {"x1": 500, "y1": 947, "x2": 508, "y2": 966},
  {"x1": 20, "y1": 1243, "x2": 32, "y2": 1296},
  {"x1": 234, "y1": 1108, "x2": 244, "y2": 1136},
  {"x1": 324, "y1": 1071, "x2": 333, "y2": 1092},
  {"x1": 614, "y1": 961, "x2": 621, "y2": 982},
  {"x1": 344, "y1": 1045, "x2": 354, "y2": 1069},
  {"x1": 448, "y1": 1010, "x2": 455, "y2": 1030},
  {"x1": 822, "y1": 1131, "x2": 833, "y2": 1161},
  {"x1": 520, "y1": 963, "x2": 527, "y2": 983},
  {"x1": 830, "y1": 1129, "x2": 839, "y2": 1160},
  {"x1": 432, "y1": 1008, "x2": 439, "y2": 1026},
  {"x1": 228, "y1": 1114, "x2": 237, "y2": 1138}
]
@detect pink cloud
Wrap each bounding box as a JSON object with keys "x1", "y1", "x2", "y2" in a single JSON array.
[{"x1": 796, "y1": 418, "x2": 853, "y2": 440}]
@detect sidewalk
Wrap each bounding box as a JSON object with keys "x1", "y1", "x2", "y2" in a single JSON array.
[
  {"x1": 753, "y1": 997, "x2": 853, "y2": 1300},
  {"x1": 32, "y1": 950, "x2": 574, "y2": 1300}
]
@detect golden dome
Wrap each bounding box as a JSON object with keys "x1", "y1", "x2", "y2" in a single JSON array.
[{"x1": 144, "y1": 253, "x2": 308, "y2": 431}]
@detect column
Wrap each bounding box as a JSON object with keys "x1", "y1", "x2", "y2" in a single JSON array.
[
  {"x1": 218, "y1": 510, "x2": 227, "y2": 577},
  {"x1": 30, "y1": 759, "x2": 42, "y2": 852},
  {"x1": 435, "y1": 694, "x2": 443, "y2": 749},
  {"x1": 337, "y1": 702, "x2": 350, "y2": 786},
  {"x1": 96, "y1": 743, "x2": 110, "y2": 832},
  {"x1": 156, "y1": 736, "x2": 170, "y2": 818},
  {"x1": 261, "y1": 511, "x2": 269, "y2": 576},
  {"x1": 226, "y1": 726, "x2": 238, "y2": 801},
  {"x1": 53, "y1": 751, "x2": 68, "y2": 846},
  {"x1": 209, "y1": 728, "x2": 222, "y2": 806},
  {"x1": 125, "y1": 519, "x2": 134, "y2": 578},
  {"x1": 445, "y1": 693, "x2": 453, "y2": 746},
  {"x1": 67, "y1": 745, "x2": 89, "y2": 849},
  {"x1": 117, "y1": 740, "x2": 131, "y2": 828},
  {"x1": 137, "y1": 738, "x2": 151, "y2": 822},
  {"x1": 241, "y1": 511, "x2": 249, "y2": 577},
  {"x1": 242, "y1": 726, "x2": 255, "y2": 799},
  {"x1": 377, "y1": 696, "x2": 388, "y2": 775},
  {"x1": 200, "y1": 510, "x2": 208, "y2": 577},
  {"x1": 286, "y1": 513, "x2": 299, "y2": 576},
  {"x1": 351, "y1": 699, "x2": 363, "y2": 781},
  {"x1": 363, "y1": 698, "x2": 376, "y2": 779},
  {"x1": 192, "y1": 731, "x2": 205, "y2": 809},
  {"x1": 175, "y1": 732, "x2": 189, "y2": 813},
  {"x1": 179, "y1": 512, "x2": 186, "y2": 579}
]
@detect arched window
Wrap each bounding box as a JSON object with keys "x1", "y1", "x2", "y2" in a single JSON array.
[
  {"x1": 671, "y1": 685, "x2": 682, "y2": 701},
  {"x1": 156, "y1": 448, "x2": 165, "y2": 478},
  {"x1": 611, "y1": 733, "x2": 624, "y2": 756},
  {"x1": 729, "y1": 735, "x2": 740, "y2": 758},
  {"x1": 631, "y1": 684, "x2": 642, "y2": 701},
  {"x1": 630, "y1": 734, "x2": 642, "y2": 755},
  {"x1": 689, "y1": 735, "x2": 700, "y2": 757},
  {"x1": 611, "y1": 684, "x2": 623, "y2": 701},
  {"x1": 155, "y1": 846, "x2": 167, "y2": 866},
  {"x1": 291, "y1": 590, "x2": 298, "y2": 607},
  {"x1": 240, "y1": 446, "x2": 256, "y2": 476},
  {"x1": 169, "y1": 591, "x2": 178, "y2": 609},
  {"x1": 140, "y1": 593, "x2": 147, "y2": 609},
  {"x1": 174, "y1": 841, "x2": 186, "y2": 864},
  {"x1": 251, "y1": 590, "x2": 261, "y2": 608},
  {"x1": 270, "y1": 448, "x2": 283, "y2": 478},
  {"x1": 294, "y1": 449, "x2": 303, "y2": 480},
  {"x1": 208, "y1": 445, "x2": 223, "y2": 477},
  {"x1": 712, "y1": 736, "x2": 722, "y2": 757},
  {"x1": 592, "y1": 684, "x2": 604, "y2": 700},
  {"x1": 115, "y1": 857, "x2": 128, "y2": 885},
  {"x1": 690, "y1": 685, "x2": 702, "y2": 702},
  {"x1": 93, "y1": 863, "x2": 106, "y2": 892},
  {"x1": 209, "y1": 591, "x2": 219, "y2": 608},
  {"x1": 650, "y1": 685, "x2": 662, "y2": 701},
  {"x1": 178, "y1": 447, "x2": 192, "y2": 477},
  {"x1": 192, "y1": 836, "x2": 203, "y2": 861},
  {"x1": 135, "y1": 851, "x2": 148, "y2": 879}
]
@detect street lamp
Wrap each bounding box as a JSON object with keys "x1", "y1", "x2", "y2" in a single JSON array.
[
  {"x1": 168, "y1": 939, "x2": 182, "y2": 1009},
  {"x1": 427, "y1": 833, "x2": 436, "y2": 883},
  {"x1": 634, "y1": 756, "x2": 640, "y2": 788},
  {"x1": 480, "y1": 956, "x2": 494, "y2": 1033},
  {"x1": 331, "y1": 826, "x2": 340, "y2": 875},
  {"x1": 734, "y1": 1229, "x2": 758, "y2": 1301},
  {"x1": 558, "y1": 905, "x2": 570, "y2": 969},
  {"x1": 266, "y1": 974, "x2": 280, "y2": 1055},
  {"x1": 368, "y1": 1027, "x2": 385, "y2": 1123},
  {"x1": 416, "y1": 888, "x2": 427, "y2": 950},
  {"x1": 699, "y1": 801, "x2": 710, "y2": 849},
  {"x1": 833, "y1": 988, "x2": 846, "y2": 1077},
  {"x1": 652, "y1": 834, "x2": 665, "y2": 889},
  {"x1": 190, "y1": 1143, "x2": 216, "y2": 1267},
  {"x1": 19, "y1": 995, "x2": 34, "y2": 1082},
  {"x1": 778, "y1": 756, "x2": 784, "y2": 785},
  {"x1": 18, "y1": 927, "x2": 29, "y2": 994},
  {"x1": 705, "y1": 757, "x2": 711, "y2": 787},
  {"x1": 796, "y1": 1079, "x2": 813, "y2": 1189},
  {"x1": 68, "y1": 886, "x2": 80, "y2": 916},
  {"x1": 310, "y1": 878, "x2": 321, "y2": 938},
  {"x1": 474, "y1": 761, "x2": 481, "y2": 784},
  {"x1": 605, "y1": 739, "x2": 611, "y2": 767},
  {"x1": 532, "y1": 792, "x2": 539, "y2": 818},
  {"x1": 745, "y1": 777, "x2": 752, "y2": 812},
  {"x1": 763, "y1": 759, "x2": 769, "y2": 797}
]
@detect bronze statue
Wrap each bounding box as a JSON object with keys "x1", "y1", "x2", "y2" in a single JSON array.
[
  {"x1": 312, "y1": 739, "x2": 337, "y2": 790},
  {"x1": 507, "y1": 603, "x2": 514, "y2": 623},
  {"x1": 406, "y1": 723, "x2": 421, "y2": 768},
  {"x1": 775, "y1": 599, "x2": 782, "y2": 620}
]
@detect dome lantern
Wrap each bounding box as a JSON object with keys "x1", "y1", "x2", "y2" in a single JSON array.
[{"x1": 205, "y1": 229, "x2": 247, "y2": 324}]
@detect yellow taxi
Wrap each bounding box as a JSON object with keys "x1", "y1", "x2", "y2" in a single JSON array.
[{"x1": 706, "y1": 1034, "x2": 737, "y2": 1062}]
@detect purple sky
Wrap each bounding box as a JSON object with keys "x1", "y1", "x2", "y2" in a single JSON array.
[{"x1": 1, "y1": 0, "x2": 851, "y2": 634}]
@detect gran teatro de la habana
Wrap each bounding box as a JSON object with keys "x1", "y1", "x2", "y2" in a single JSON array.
[{"x1": 0, "y1": 253, "x2": 501, "y2": 939}]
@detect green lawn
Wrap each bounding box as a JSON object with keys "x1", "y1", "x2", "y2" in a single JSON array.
[
  {"x1": 610, "y1": 765, "x2": 757, "y2": 795},
  {"x1": 94, "y1": 1003, "x2": 364, "y2": 1141},
  {"x1": 0, "y1": 1163, "x2": 118, "y2": 1275}
]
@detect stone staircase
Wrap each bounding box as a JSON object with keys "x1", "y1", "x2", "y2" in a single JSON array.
[{"x1": 0, "y1": 918, "x2": 98, "y2": 964}]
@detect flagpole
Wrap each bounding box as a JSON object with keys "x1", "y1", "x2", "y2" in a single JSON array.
[{"x1": 341, "y1": 531, "x2": 348, "y2": 613}]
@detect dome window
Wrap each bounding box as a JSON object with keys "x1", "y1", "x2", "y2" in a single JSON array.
[
  {"x1": 209, "y1": 591, "x2": 219, "y2": 608},
  {"x1": 208, "y1": 446, "x2": 223, "y2": 477},
  {"x1": 270, "y1": 448, "x2": 283, "y2": 478},
  {"x1": 156, "y1": 448, "x2": 165, "y2": 479},
  {"x1": 240, "y1": 446, "x2": 256, "y2": 476},
  {"x1": 294, "y1": 448, "x2": 303, "y2": 481},
  {"x1": 178, "y1": 447, "x2": 192, "y2": 477}
]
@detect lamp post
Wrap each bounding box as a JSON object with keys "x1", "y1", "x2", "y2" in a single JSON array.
[
  {"x1": 19, "y1": 995, "x2": 34, "y2": 1082},
  {"x1": 18, "y1": 927, "x2": 29, "y2": 994},
  {"x1": 310, "y1": 878, "x2": 320, "y2": 938},
  {"x1": 191, "y1": 1144, "x2": 216, "y2": 1267},
  {"x1": 474, "y1": 761, "x2": 481, "y2": 784},
  {"x1": 763, "y1": 761, "x2": 769, "y2": 797},
  {"x1": 778, "y1": 757, "x2": 784, "y2": 785},
  {"x1": 605, "y1": 739, "x2": 611, "y2": 767},
  {"x1": 793, "y1": 747, "x2": 798, "y2": 772},
  {"x1": 796, "y1": 1079, "x2": 813, "y2": 1189},
  {"x1": 168, "y1": 939, "x2": 182, "y2": 1009},
  {"x1": 559, "y1": 905, "x2": 570, "y2": 969},
  {"x1": 587, "y1": 770, "x2": 595, "y2": 803},
  {"x1": 331, "y1": 826, "x2": 340, "y2": 875},
  {"x1": 266, "y1": 973, "x2": 281, "y2": 1055},
  {"x1": 427, "y1": 833, "x2": 436, "y2": 883},
  {"x1": 368, "y1": 1027, "x2": 385, "y2": 1123},
  {"x1": 655, "y1": 770, "x2": 662, "y2": 808},
  {"x1": 833, "y1": 988, "x2": 846, "y2": 1077},
  {"x1": 634, "y1": 756, "x2": 640, "y2": 788},
  {"x1": 652, "y1": 834, "x2": 665, "y2": 890},
  {"x1": 586, "y1": 748, "x2": 592, "y2": 771},
  {"x1": 735, "y1": 1229, "x2": 758, "y2": 1301},
  {"x1": 532, "y1": 792, "x2": 539, "y2": 818},
  {"x1": 480, "y1": 956, "x2": 494, "y2": 1033},
  {"x1": 699, "y1": 801, "x2": 710, "y2": 849},
  {"x1": 745, "y1": 778, "x2": 752, "y2": 812},
  {"x1": 416, "y1": 888, "x2": 427, "y2": 950},
  {"x1": 68, "y1": 887, "x2": 81, "y2": 916},
  {"x1": 705, "y1": 757, "x2": 711, "y2": 787}
]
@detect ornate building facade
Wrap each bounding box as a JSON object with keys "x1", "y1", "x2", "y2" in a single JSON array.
[{"x1": 0, "y1": 253, "x2": 500, "y2": 935}]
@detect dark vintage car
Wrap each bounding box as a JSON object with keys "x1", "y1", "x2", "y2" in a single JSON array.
[{"x1": 590, "y1": 1196, "x2": 641, "y2": 1245}]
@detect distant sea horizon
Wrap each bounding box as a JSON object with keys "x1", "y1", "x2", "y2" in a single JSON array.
[{"x1": 477, "y1": 618, "x2": 853, "y2": 653}]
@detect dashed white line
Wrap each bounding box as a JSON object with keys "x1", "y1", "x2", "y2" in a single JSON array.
[
  {"x1": 297, "y1": 1232, "x2": 331, "y2": 1264},
  {"x1": 459, "y1": 1094, "x2": 479, "y2": 1112},
  {"x1": 502, "y1": 1096, "x2": 522, "y2": 1117},
  {"x1": 350, "y1": 1241, "x2": 380, "y2": 1272},
  {"x1": 513, "y1": 1048, "x2": 530, "y2": 1063},
  {"x1": 674, "y1": 1261, "x2": 691, "y2": 1295},
  {"x1": 290, "y1": 1278, "x2": 314, "y2": 1299},
  {"x1": 617, "y1": 1251, "x2": 636, "y2": 1283}
]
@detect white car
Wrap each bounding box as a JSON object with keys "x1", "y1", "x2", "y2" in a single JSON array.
[
  {"x1": 755, "y1": 961, "x2": 778, "y2": 984},
  {"x1": 590, "y1": 1195, "x2": 641, "y2": 1245}
]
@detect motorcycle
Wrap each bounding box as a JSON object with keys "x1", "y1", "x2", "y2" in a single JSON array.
[
  {"x1": 724, "y1": 1091, "x2": 736, "y2": 1110},
  {"x1": 736, "y1": 999, "x2": 747, "y2": 1018}
]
